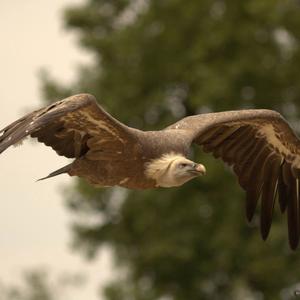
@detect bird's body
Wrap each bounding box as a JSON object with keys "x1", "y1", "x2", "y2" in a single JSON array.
[
  {"x1": 62, "y1": 129, "x2": 194, "y2": 189},
  {"x1": 1, "y1": 93, "x2": 300, "y2": 249}
]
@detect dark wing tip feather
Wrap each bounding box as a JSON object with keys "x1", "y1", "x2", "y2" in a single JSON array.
[
  {"x1": 259, "y1": 155, "x2": 281, "y2": 241},
  {"x1": 277, "y1": 164, "x2": 288, "y2": 213},
  {"x1": 288, "y1": 188, "x2": 300, "y2": 249},
  {"x1": 274, "y1": 161, "x2": 300, "y2": 250},
  {"x1": 246, "y1": 191, "x2": 259, "y2": 223}
]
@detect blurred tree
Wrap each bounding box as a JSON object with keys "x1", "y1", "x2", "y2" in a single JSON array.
[
  {"x1": 41, "y1": 0, "x2": 300, "y2": 299},
  {"x1": 0, "y1": 269, "x2": 84, "y2": 300}
]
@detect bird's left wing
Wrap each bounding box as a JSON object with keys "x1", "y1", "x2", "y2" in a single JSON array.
[
  {"x1": 169, "y1": 109, "x2": 300, "y2": 249},
  {"x1": 0, "y1": 94, "x2": 138, "y2": 160}
]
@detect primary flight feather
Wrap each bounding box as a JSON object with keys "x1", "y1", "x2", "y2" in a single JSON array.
[{"x1": 1, "y1": 93, "x2": 300, "y2": 249}]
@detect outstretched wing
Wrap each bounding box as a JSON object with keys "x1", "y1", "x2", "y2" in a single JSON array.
[
  {"x1": 169, "y1": 109, "x2": 300, "y2": 249},
  {"x1": 0, "y1": 93, "x2": 137, "y2": 160}
]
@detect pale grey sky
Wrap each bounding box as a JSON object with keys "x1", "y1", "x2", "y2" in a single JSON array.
[{"x1": 0, "y1": 1, "x2": 113, "y2": 299}]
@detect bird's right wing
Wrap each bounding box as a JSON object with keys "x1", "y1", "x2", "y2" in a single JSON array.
[
  {"x1": 168, "y1": 109, "x2": 300, "y2": 249},
  {"x1": 0, "y1": 94, "x2": 139, "y2": 160}
]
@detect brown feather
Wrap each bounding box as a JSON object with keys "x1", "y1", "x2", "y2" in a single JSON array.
[
  {"x1": 245, "y1": 185, "x2": 263, "y2": 222},
  {"x1": 237, "y1": 139, "x2": 266, "y2": 188},
  {"x1": 214, "y1": 126, "x2": 252, "y2": 164},
  {"x1": 233, "y1": 136, "x2": 258, "y2": 175},
  {"x1": 239, "y1": 146, "x2": 271, "y2": 190},
  {"x1": 283, "y1": 163, "x2": 300, "y2": 249},
  {"x1": 202, "y1": 126, "x2": 239, "y2": 149},
  {"x1": 260, "y1": 154, "x2": 281, "y2": 240},
  {"x1": 244, "y1": 150, "x2": 273, "y2": 222},
  {"x1": 278, "y1": 163, "x2": 289, "y2": 213},
  {"x1": 287, "y1": 178, "x2": 299, "y2": 250},
  {"x1": 197, "y1": 126, "x2": 227, "y2": 144}
]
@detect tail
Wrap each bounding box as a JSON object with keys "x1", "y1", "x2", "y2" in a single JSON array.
[{"x1": 37, "y1": 163, "x2": 72, "y2": 181}]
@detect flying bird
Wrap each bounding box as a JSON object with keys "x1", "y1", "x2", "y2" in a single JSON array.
[{"x1": 1, "y1": 93, "x2": 300, "y2": 249}]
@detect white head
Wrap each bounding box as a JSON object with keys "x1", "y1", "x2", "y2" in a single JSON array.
[{"x1": 145, "y1": 153, "x2": 206, "y2": 187}]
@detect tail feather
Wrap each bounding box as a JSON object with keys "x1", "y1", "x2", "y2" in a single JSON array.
[{"x1": 37, "y1": 163, "x2": 72, "y2": 181}]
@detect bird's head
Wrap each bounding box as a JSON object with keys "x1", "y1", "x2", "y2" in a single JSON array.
[{"x1": 145, "y1": 153, "x2": 206, "y2": 187}]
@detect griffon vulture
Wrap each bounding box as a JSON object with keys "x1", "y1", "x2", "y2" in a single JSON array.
[{"x1": 1, "y1": 94, "x2": 300, "y2": 249}]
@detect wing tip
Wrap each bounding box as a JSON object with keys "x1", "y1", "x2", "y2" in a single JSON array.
[
  {"x1": 246, "y1": 203, "x2": 256, "y2": 223},
  {"x1": 260, "y1": 224, "x2": 271, "y2": 241},
  {"x1": 289, "y1": 236, "x2": 299, "y2": 250}
]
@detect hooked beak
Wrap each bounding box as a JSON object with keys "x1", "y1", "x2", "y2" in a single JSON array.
[{"x1": 190, "y1": 163, "x2": 206, "y2": 175}]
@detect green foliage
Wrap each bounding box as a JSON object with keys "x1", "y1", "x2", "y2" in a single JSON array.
[
  {"x1": 41, "y1": 0, "x2": 300, "y2": 299},
  {"x1": 0, "y1": 269, "x2": 84, "y2": 300}
]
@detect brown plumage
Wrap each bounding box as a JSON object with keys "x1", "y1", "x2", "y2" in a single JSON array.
[{"x1": 1, "y1": 93, "x2": 300, "y2": 249}]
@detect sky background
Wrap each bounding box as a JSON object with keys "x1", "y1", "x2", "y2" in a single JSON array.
[{"x1": 0, "y1": 1, "x2": 113, "y2": 299}]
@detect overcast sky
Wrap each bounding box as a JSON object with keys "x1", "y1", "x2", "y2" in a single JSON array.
[{"x1": 0, "y1": 1, "x2": 113, "y2": 299}]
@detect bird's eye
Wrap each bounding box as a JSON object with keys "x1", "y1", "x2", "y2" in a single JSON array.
[{"x1": 179, "y1": 163, "x2": 188, "y2": 168}]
